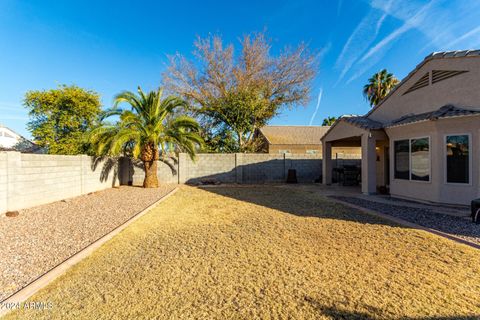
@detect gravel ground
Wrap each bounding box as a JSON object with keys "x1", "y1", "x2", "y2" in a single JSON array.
[
  {"x1": 5, "y1": 186, "x2": 480, "y2": 319},
  {"x1": 0, "y1": 185, "x2": 175, "y2": 301},
  {"x1": 329, "y1": 195, "x2": 480, "y2": 245}
]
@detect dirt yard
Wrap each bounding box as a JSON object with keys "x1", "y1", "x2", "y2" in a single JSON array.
[{"x1": 4, "y1": 185, "x2": 480, "y2": 319}]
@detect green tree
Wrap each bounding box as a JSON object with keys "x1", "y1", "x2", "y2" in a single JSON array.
[
  {"x1": 164, "y1": 32, "x2": 317, "y2": 152},
  {"x1": 89, "y1": 87, "x2": 203, "y2": 188},
  {"x1": 202, "y1": 127, "x2": 239, "y2": 153},
  {"x1": 24, "y1": 85, "x2": 101, "y2": 154},
  {"x1": 363, "y1": 69, "x2": 399, "y2": 107},
  {"x1": 322, "y1": 116, "x2": 337, "y2": 126}
]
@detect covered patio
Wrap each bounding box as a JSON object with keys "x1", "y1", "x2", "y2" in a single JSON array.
[{"x1": 321, "y1": 117, "x2": 389, "y2": 195}]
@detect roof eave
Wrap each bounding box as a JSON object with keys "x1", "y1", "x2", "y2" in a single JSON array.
[{"x1": 385, "y1": 112, "x2": 480, "y2": 128}]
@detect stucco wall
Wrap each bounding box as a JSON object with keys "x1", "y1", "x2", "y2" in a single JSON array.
[
  {"x1": 386, "y1": 116, "x2": 479, "y2": 205},
  {"x1": 370, "y1": 56, "x2": 480, "y2": 123},
  {"x1": 322, "y1": 121, "x2": 366, "y2": 142},
  {"x1": 0, "y1": 152, "x2": 117, "y2": 212}
]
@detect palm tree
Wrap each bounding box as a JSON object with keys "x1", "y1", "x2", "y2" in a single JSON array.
[
  {"x1": 322, "y1": 116, "x2": 337, "y2": 126},
  {"x1": 363, "y1": 69, "x2": 399, "y2": 107},
  {"x1": 90, "y1": 87, "x2": 203, "y2": 188}
]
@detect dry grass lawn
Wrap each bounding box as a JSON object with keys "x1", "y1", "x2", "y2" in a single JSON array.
[{"x1": 4, "y1": 186, "x2": 480, "y2": 319}]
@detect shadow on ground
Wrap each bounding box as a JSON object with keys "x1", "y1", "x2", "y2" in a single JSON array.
[
  {"x1": 198, "y1": 184, "x2": 399, "y2": 228},
  {"x1": 305, "y1": 297, "x2": 479, "y2": 320}
]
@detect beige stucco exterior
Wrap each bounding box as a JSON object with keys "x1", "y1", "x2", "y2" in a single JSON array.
[
  {"x1": 322, "y1": 52, "x2": 480, "y2": 205},
  {"x1": 386, "y1": 116, "x2": 479, "y2": 205}
]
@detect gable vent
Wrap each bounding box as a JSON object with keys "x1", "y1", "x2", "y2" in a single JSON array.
[
  {"x1": 403, "y1": 72, "x2": 429, "y2": 95},
  {"x1": 432, "y1": 70, "x2": 468, "y2": 84}
]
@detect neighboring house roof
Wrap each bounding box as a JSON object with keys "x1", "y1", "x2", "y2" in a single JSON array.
[
  {"x1": 258, "y1": 126, "x2": 330, "y2": 145},
  {"x1": 0, "y1": 124, "x2": 43, "y2": 153}
]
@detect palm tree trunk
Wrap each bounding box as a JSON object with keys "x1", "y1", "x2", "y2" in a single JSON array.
[{"x1": 143, "y1": 160, "x2": 159, "y2": 188}]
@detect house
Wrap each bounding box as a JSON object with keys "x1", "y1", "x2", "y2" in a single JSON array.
[
  {"x1": 255, "y1": 125, "x2": 361, "y2": 157},
  {"x1": 321, "y1": 50, "x2": 480, "y2": 205},
  {"x1": 0, "y1": 124, "x2": 43, "y2": 153}
]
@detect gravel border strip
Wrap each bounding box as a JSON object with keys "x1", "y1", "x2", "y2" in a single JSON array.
[
  {"x1": 329, "y1": 195, "x2": 480, "y2": 245},
  {"x1": 329, "y1": 197, "x2": 480, "y2": 250},
  {"x1": 0, "y1": 187, "x2": 178, "y2": 317}
]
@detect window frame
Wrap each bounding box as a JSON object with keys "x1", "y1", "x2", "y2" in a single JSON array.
[
  {"x1": 392, "y1": 136, "x2": 431, "y2": 183},
  {"x1": 443, "y1": 133, "x2": 472, "y2": 186}
]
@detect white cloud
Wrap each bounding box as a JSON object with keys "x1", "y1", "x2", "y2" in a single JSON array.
[
  {"x1": 309, "y1": 88, "x2": 323, "y2": 126},
  {"x1": 360, "y1": 1, "x2": 435, "y2": 63},
  {"x1": 334, "y1": 0, "x2": 392, "y2": 85},
  {"x1": 444, "y1": 25, "x2": 480, "y2": 49},
  {"x1": 337, "y1": 0, "x2": 343, "y2": 16},
  {"x1": 318, "y1": 42, "x2": 332, "y2": 61},
  {"x1": 333, "y1": 0, "x2": 480, "y2": 87}
]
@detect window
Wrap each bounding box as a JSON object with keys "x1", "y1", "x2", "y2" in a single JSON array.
[
  {"x1": 446, "y1": 135, "x2": 470, "y2": 184},
  {"x1": 306, "y1": 150, "x2": 318, "y2": 154},
  {"x1": 411, "y1": 138, "x2": 430, "y2": 181},
  {"x1": 394, "y1": 140, "x2": 409, "y2": 179},
  {"x1": 394, "y1": 137, "x2": 430, "y2": 181},
  {"x1": 278, "y1": 150, "x2": 290, "y2": 154}
]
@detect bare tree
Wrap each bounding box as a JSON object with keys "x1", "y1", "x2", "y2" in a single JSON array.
[{"x1": 163, "y1": 32, "x2": 317, "y2": 152}]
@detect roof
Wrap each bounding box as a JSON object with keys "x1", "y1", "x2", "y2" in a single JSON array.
[
  {"x1": 342, "y1": 116, "x2": 383, "y2": 130},
  {"x1": 258, "y1": 126, "x2": 330, "y2": 145},
  {"x1": 0, "y1": 124, "x2": 43, "y2": 153},
  {"x1": 366, "y1": 49, "x2": 480, "y2": 118},
  {"x1": 386, "y1": 104, "x2": 480, "y2": 128},
  {"x1": 321, "y1": 50, "x2": 480, "y2": 140},
  {"x1": 326, "y1": 105, "x2": 480, "y2": 134}
]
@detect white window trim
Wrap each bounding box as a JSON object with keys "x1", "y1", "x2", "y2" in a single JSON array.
[
  {"x1": 392, "y1": 136, "x2": 431, "y2": 183},
  {"x1": 443, "y1": 133, "x2": 472, "y2": 186}
]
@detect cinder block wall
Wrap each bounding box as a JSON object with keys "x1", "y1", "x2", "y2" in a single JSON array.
[
  {"x1": 286, "y1": 154, "x2": 323, "y2": 182},
  {"x1": 128, "y1": 158, "x2": 179, "y2": 185},
  {"x1": 0, "y1": 153, "x2": 7, "y2": 213},
  {"x1": 122, "y1": 153, "x2": 324, "y2": 185},
  {"x1": 179, "y1": 153, "x2": 237, "y2": 184},
  {"x1": 0, "y1": 152, "x2": 117, "y2": 212}
]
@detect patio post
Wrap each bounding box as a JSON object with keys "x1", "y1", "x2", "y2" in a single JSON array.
[
  {"x1": 322, "y1": 141, "x2": 332, "y2": 185},
  {"x1": 361, "y1": 132, "x2": 376, "y2": 194}
]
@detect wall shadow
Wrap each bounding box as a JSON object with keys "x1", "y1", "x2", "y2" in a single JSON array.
[
  {"x1": 304, "y1": 297, "x2": 479, "y2": 320},
  {"x1": 198, "y1": 184, "x2": 398, "y2": 227},
  {"x1": 184, "y1": 158, "x2": 323, "y2": 184}
]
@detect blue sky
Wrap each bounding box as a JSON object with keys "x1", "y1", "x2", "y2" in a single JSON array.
[{"x1": 1, "y1": 0, "x2": 480, "y2": 138}]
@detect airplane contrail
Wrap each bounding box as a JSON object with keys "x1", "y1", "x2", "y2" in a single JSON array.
[{"x1": 309, "y1": 88, "x2": 323, "y2": 126}]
